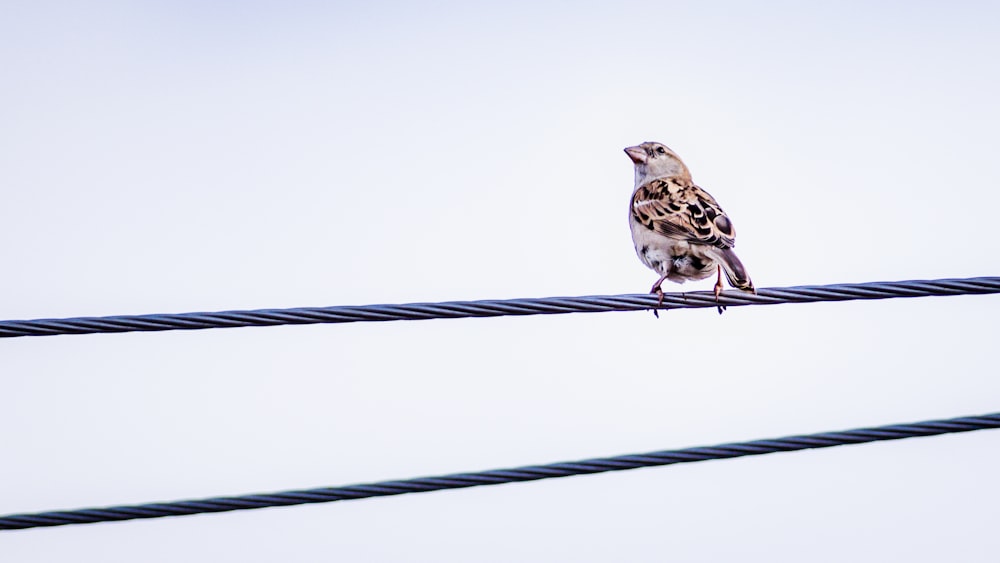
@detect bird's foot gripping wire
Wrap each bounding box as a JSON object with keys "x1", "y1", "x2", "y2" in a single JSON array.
[
  {"x1": 650, "y1": 276, "x2": 668, "y2": 318},
  {"x1": 714, "y1": 266, "x2": 727, "y2": 315}
]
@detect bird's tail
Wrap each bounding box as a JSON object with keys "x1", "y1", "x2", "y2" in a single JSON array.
[{"x1": 718, "y1": 248, "x2": 755, "y2": 294}]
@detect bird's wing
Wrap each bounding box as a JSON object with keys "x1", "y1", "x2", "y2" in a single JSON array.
[{"x1": 631, "y1": 178, "x2": 736, "y2": 249}]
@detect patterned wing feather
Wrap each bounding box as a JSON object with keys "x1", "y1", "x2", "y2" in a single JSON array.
[{"x1": 631, "y1": 178, "x2": 736, "y2": 249}]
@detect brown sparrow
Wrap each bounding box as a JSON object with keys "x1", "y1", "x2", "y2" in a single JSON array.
[{"x1": 625, "y1": 141, "x2": 754, "y2": 313}]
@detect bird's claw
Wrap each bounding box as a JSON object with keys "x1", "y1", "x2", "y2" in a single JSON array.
[
  {"x1": 713, "y1": 285, "x2": 727, "y2": 315},
  {"x1": 650, "y1": 285, "x2": 665, "y2": 318}
]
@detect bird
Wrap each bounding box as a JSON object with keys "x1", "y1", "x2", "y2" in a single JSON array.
[{"x1": 624, "y1": 141, "x2": 754, "y2": 314}]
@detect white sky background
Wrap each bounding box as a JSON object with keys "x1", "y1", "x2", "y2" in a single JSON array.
[{"x1": 2, "y1": 1, "x2": 1000, "y2": 560}]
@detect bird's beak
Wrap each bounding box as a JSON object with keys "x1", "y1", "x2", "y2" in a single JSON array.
[{"x1": 624, "y1": 145, "x2": 647, "y2": 164}]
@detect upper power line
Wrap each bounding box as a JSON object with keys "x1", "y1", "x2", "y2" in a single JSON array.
[{"x1": 0, "y1": 276, "x2": 997, "y2": 339}]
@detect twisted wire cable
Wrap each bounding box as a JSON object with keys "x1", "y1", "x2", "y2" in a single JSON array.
[
  {"x1": 1, "y1": 276, "x2": 998, "y2": 339},
  {"x1": 2, "y1": 412, "x2": 998, "y2": 531}
]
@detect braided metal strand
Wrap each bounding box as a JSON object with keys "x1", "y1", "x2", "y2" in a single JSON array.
[
  {"x1": 3, "y1": 412, "x2": 998, "y2": 531},
  {"x1": 0, "y1": 276, "x2": 998, "y2": 339}
]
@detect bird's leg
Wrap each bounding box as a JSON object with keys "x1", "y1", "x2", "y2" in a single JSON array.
[
  {"x1": 649, "y1": 274, "x2": 669, "y2": 318},
  {"x1": 714, "y1": 265, "x2": 726, "y2": 315}
]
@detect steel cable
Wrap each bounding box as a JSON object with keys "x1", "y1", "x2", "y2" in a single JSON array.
[
  {"x1": 1, "y1": 276, "x2": 997, "y2": 339},
  {"x1": 2, "y1": 412, "x2": 998, "y2": 530}
]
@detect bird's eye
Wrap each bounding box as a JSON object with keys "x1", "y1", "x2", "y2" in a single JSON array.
[{"x1": 656, "y1": 147, "x2": 666, "y2": 155}]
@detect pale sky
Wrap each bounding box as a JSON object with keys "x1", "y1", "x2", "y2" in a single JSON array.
[{"x1": 2, "y1": 1, "x2": 1000, "y2": 561}]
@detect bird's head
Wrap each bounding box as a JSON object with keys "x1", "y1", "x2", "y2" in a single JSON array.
[{"x1": 624, "y1": 141, "x2": 691, "y2": 186}]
